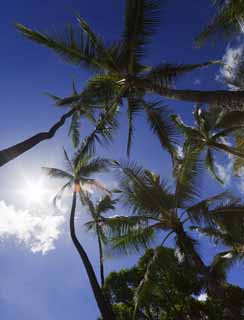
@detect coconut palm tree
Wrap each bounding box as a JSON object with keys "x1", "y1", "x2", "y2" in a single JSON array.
[
  {"x1": 16, "y1": 0, "x2": 244, "y2": 157},
  {"x1": 84, "y1": 195, "x2": 118, "y2": 286},
  {"x1": 16, "y1": 1, "x2": 244, "y2": 107},
  {"x1": 43, "y1": 149, "x2": 115, "y2": 320},
  {"x1": 103, "y1": 157, "x2": 244, "y2": 314},
  {"x1": 172, "y1": 106, "x2": 244, "y2": 183},
  {"x1": 196, "y1": 0, "x2": 244, "y2": 46}
]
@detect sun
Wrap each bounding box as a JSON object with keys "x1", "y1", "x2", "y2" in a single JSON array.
[{"x1": 22, "y1": 180, "x2": 46, "y2": 205}]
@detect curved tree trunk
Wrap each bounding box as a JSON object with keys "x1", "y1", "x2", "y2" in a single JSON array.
[
  {"x1": 134, "y1": 78, "x2": 244, "y2": 105},
  {"x1": 0, "y1": 108, "x2": 75, "y2": 167},
  {"x1": 69, "y1": 192, "x2": 115, "y2": 320},
  {"x1": 96, "y1": 225, "x2": 105, "y2": 287}
]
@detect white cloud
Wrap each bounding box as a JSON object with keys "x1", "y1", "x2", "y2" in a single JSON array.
[
  {"x1": 215, "y1": 160, "x2": 233, "y2": 186},
  {"x1": 197, "y1": 293, "x2": 207, "y2": 302},
  {"x1": 0, "y1": 201, "x2": 65, "y2": 254},
  {"x1": 218, "y1": 40, "x2": 244, "y2": 90}
]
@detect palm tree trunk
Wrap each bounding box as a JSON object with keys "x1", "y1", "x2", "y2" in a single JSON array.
[
  {"x1": 133, "y1": 78, "x2": 244, "y2": 105},
  {"x1": 0, "y1": 108, "x2": 75, "y2": 167},
  {"x1": 69, "y1": 192, "x2": 115, "y2": 320},
  {"x1": 96, "y1": 227, "x2": 105, "y2": 287},
  {"x1": 211, "y1": 141, "x2": 244, "y2": 158}
]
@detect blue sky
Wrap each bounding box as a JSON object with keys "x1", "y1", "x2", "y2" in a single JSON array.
[{"x1": 1, "y1": 1, "x2": 244, "y2": 319}]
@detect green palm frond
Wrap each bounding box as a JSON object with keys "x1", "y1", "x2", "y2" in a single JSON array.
[
  {"x1": 69, "y1": 110, "x2": 81, "y2": 148},
  {"x1": 82, "y1": 178, "x2": 111, "y2": 196},
  {"x1": 15, "y1": 23, "x2": 103, "y2": 70},
  {"x1": 95, "y1": 195, "x2": 118, "y2": 215},
  {"x1": 104, "y1": 215, "x2": 152, "y2": 239},
  {"x1": 122, "y1": 0, "x2": 161, "y2": 73},
  {"x1": 205, "y1": 148, "x2": 224, "y2": 184},
  {"x1": 144, "y1": 101, "x2": 178, "y2": 157},
  {"x1": 144, "y1": 61, "x2": 221, "y2": 88},
  {"x1": 117, "y1": 162, "x2": 175, "y2": 218},
  {"x1": 76, "y1": 157, "x2": 111, "y2": 177},
  {"x1": 111, "y1": 225, "x2": 156, "y2": 255},
  {"x1": 187, "y1": 192, "x2": 235, "y2": 226},
  {"x1": 42, "y1": 166, "x2": 74, "y2": 180},
  {"x1": 195, "y1": 0, "x2": 244, "y2": 46},
  {"x1": 174, "y1": 145, "x2": 203, "y2": 207},
  {"x1": 74, "y1": 86, "x2": 127, "y2": 160},
  {"x1": 216, "y1": 110, "x2": 244, "y2": 128},
  {"x1": 53, "y1": 181, "x2": 72, "y2": 207},
  {"x1": 77, "y1": 16, "x2": 119, "y2": 73},
  {"x1": 63, "y1": 148, "x2": 74, "y2": 172}
]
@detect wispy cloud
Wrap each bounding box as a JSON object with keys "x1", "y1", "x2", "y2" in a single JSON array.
[
  {"x1": 217, "y1": 38, "x2": 244, "y2": 90},
  {"x1": 0, "y1": 201, "x2": 65, "y2": 254},
  {"x1": 215, "y1": 160, "x2": 233, "y2": 186}
]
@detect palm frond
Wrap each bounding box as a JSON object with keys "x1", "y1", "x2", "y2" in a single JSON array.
[
  {"x1": 77, "y1": 16, "x2": 119, "y2": 73},
  {"x1": 187, "y1": 192, "x2": 235, "y2": 226},
  {"x1": 74, "y1": 86, "x2": 127, "y2": 160},
  {"x1": 117, "y1": 162, "x2": 175, "y2": 218},
  {"x1": 205, "y1": 148, "x2": 224, "y2": 184},
  {"x1": 195, "y1": 0, "x2": 244, "y2": 46},
  {"x1": 42, "y1": 167, "x2": 73, "y2": 180},
  {"x1": 82, "y1": 178, "x2": 111, "y2": 196},
  {"x1": 53, "y1": 181, "x2": 72, "y2": 207},
  {"x1": 15, "y1": 23, "x2": 103, "y2": 70},
  {"x1": 69, "y1": 110, "x2": 81, "y2": 148},
  {"x1": 174, "y1": 145, "x2": 203, "y2": 207},
  {"x1": 76, "y1": 157, "x2": 111, "y2": 177},
  {"x1": 111, "y1": 225, "x2": 156, "y2": 255},
  {"x1": 144, "y1": 101, "x2": 178, "y2": 157},
  {"x1": 122, "y1": 0, "x2": 161, "y2": 73},
  {"x1": 96, "y1": 195, "x2": 118, "y2": 215},
  {"x1": 144, "y1": 61, "x2": 221, "y2": 88}
]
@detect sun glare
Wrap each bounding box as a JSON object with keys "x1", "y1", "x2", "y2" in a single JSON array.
[{"x1": 22, "y1": 180, "x2": 46, "y2": 205}]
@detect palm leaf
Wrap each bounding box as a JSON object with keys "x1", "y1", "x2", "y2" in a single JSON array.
[
  {"x1": 42, "y1": 167, "x2": 73, "y2": 180},
  {"x1": 76, "y1": 157, "x2": 111, "y2": 177},
  {"x1": 77, "y1": 16, "x2": 119, "y2": 73},
  {"x1": 122, "y1": 0, "x2": 161, "y2": 73},
  {"x1": 205, "y1": 148, "x2": 224, "y2": 184},
  {"x1": 145, "y1": 61, "x2": 221, "y2": 88},
  {"x1": 15, "y1": 23, "x2": 103, "y2": 70},
  {"x1": 174, "y1": 145, "x2": 203, "y2": 207},
  {"x1": 195, "y1": 0, "x2": 244, "y2": 46},
  {"x1": 144, "y1": 101, "x2": 178, "y2": 157}
]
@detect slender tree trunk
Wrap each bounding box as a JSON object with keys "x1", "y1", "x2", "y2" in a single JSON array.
[
  {"x1": 0, "y1": 108, "x2": 75, "y2": 167},
  {"x1": 211, "y1": 141, "x2": 244, "y2": 158},
  {"x1": 133, "y1": 78, "x2": 244, "y2": 105},
  {"x1": 69, "y1": 192, "x2": 115, "y2": 320},
  {"x1": 96, "y1": 225, "x2": 105, "y2": 287}
]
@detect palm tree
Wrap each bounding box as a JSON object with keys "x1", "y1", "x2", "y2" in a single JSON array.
[
  {"x1": 172, "y1": 106, "x2": 244, "y2": 183},
  {"x1": 15, "y1": 0, "x2": 244, "y2": 156},
  {"x1": 16, "y1": 1, "x2": 244, "y2": 106},
  {"x1": 196, "y1": 0, "x2": 244, "y2": 46},
  {"x1": 43, "y1": 149, "x2": 115, "y2": 320},
  {"x1": 103, "y1": 158, "x2": 244, "y2": 313},
  {"x1": 84, "y1": 195, "x2": 118, "y2": 286}
]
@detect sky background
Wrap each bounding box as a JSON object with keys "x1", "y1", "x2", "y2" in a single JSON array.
[{"x1": 1, "y1": 0, "x2": 244, "y2": 319}]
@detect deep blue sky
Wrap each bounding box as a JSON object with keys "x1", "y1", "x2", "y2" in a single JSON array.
[{"x1": 0, "y1": 1, "x2": 244, "y2": 319}]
